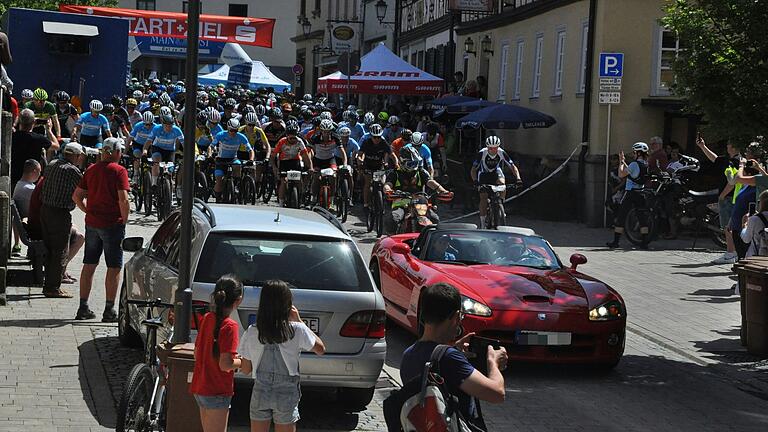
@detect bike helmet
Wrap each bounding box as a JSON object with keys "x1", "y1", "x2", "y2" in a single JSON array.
[
  {"x1": 90, "y1": 100, "x2": 104, "y2": 112},
  {"x1": 226, "y1": 118, "x2": 240, "y2": 130},
  {"x1": 270, "y1": 107, "x2": 283, "y2": 119},
  {"x1": 21, "y1": 89, "x2": 33, "y2": 99},
  {"x1": 319, "y1": 119, "x2": 335, "y2": 132},
  {"x1": 412, "y1": 131, "x2": 425, "y2": 146},
  {"x1": 206, "y1": 108, "x2": 221, "y2": 123},
  {"x1": 337, "y1": 126, "x2": 351, "y2": 137},
  {"x1": 196, "y1": 111, "x2": 209, "y2": 125},
  {"x1": 142, "y1": 111, "x2": 155, "y2": 124},
  {"x1": 126, "y1": 98, "x2": 138, "y2": 107},
  {"x1": 632, "y1": 142, "x2": 649, "y2": 153},
  {"x1": 377, "y1": 112, "x2": 389, "y2": 122},
  {"x1": 388, "y1": 115, "x2": 400, "y2": 125},
  {"x1": 159, "y1": 106, "x2": 172, "y2": 117},
  {"x1": 132, "y1": 90, "x2": 144, "y2": 99},
  {"x1": 285, "y1": 119, "x2": 300, "y2": 135},
  {"x1": 111, "y1": 95, "x2": 123, "y2": 107},
  {"x1": 159, "y1": 93, "x2": 172, "y2": 106},
  {"x1": 244, "y1": 112, "x2": 258, "y2": 125},
  {"x1": 342, "y1": 111, "x2": 352, "y2": 122},
  {"x1": 303, "y1": 93, "x2": 313, "y2": 102},
  {"x1": 364, "y1": 112, "x2": 375, "y2": 125},
  {"x1": 55, "y1": 91, "x2": 70, "y2": 102},
  {"x1": 161, "y1": 114, "x2": 174, "y2": 125},
  {"x1": 224, "y1": 98, "x2": 237, "y2": 109},
  {"x1": 102, "y1": 103, "x2": 115, "y2": 115},
  {"x1": 33, "y1": 88, "x2": 48, "y2": 101},
  {"x1": 369, "y1": 123, "x2": 384, "y2": 137},
  {"x1": 347, "y1": 111, "x2": 359, "y2": 121},
  {"x1": 255, "y1": 104, "x2": 266, "y2": 116},
  {"x1": 485, "y1": 135, "x2": 501, "y2": 148},
  {"x1": 399, "y1": 146, "x2": 422, "y2": 172},
  {"x1": 347, "y1": 104, "x2": 357, "y2": 112},
  {"x1": 319, "y1": 111, "x2": 332, "y2": 121}
]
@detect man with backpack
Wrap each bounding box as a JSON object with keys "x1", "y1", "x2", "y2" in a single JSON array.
[{"x1": 385, "y1": 283, "x2": 507, "y2": 431}]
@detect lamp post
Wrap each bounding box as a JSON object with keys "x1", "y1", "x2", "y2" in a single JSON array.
[
  {"x1": 464, "y1": 37, "x2": 476, "y2": 56},
  {"x1": 302, "y1": 17, "x2": 312, "y2": 37},
  {"x1": 481, "y1": 35, "x2": 494, "y2": 56}
]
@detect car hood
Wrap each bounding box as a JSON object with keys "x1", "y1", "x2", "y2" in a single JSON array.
[{"x1": 429, "y1": 263, "x2": 589, "y2": 312}]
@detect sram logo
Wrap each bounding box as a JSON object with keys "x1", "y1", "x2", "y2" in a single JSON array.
[{"x1": 235, "y1": 25, "x2": 256, "y2": 43}]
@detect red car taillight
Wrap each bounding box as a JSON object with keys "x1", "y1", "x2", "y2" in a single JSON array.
[
  {"x1": 190, "y1": 301, "x2": 209, "y2": 330},
  {"x1": 340, "y1": 310, "x2": 386, "y2": 339}
]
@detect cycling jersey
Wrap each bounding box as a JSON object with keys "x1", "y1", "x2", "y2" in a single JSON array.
[
  {"x1": 273, "y1": 137, "x2": 308, "y2": 161},
  {"x1": 148, "y1": 124, "x2": 184, "y2": 151},
  {"x1": 238, "y1": 125, "x2": 268, "y2": 154},
  {"x1": 25, "y1": 101, "x2": 57, "y2": 120},
  {"x1": 335, "y1": 137, "x2": 359, "y2": 161},
  {"x1": 359, "y1": 137, "x2": 392, "y2": 170},
  {"x1": 405, "y1": 144, "x2": 433, "y2": 168},
  {"x1": 213, "y1": 130, "x2": 250, "y2": 159},
  {"x1": 130, "y1": 122, "x2": 155, "y2": 146},
  {"x1": 310, "y1": 133, "x2": 342, "y2": 160},
  {"x1": 263, "y1": 121, "x2": 286, "y2": 146},
  {"x1": 127, "y1": 110, "x2": 142, "y2": 129},
  {"x1": 386, "y1": 168, "x2": 432, "y2": 208},
  {"x1": 76, "y1": 112, "x2": 110, "y2": 137},
  {"x1": 195, "y1": 126, "x2": 214, "y2": 149},
  {"x1": 383, "y1": 126, "x2": 402, "y2": 143},
  {"x1": 55, "y1": 103, "x2": 78, "y2": 138},
  {"x1": 473, "y1": 148, "x2": 514, "y2": 174}
]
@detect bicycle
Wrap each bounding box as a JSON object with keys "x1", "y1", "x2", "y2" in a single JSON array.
[
  {"x1": 217, "y1": 159, "x2": 243, "y2": 204},
  {"x1": 365, "y1": 168, "x2": 387, "y2": 237},
  {"x1": 155, "y1": 162, "x2": 175, "y2": 221},
  {"x1": 194, "y1": 155, "x2": 213, "y2": 203},
  {"x1": 256, "y1": 160, "x2": 276, "y2": 204},
  {"x1": 132, "y1": 156, "x2": 152, "y2": 214},
  {"x1": 478, "y1": 184, "x2": 516, "y2": 230},
  {"x1": 316, "y1": 167, "x2": 336, "y2": 211},
  {"x1": 280, "y1": 169, "x2": 308, "y2": 209},
  {"x1": 336, "y1": 165, "x2": 352, "y2": 223},
  {"x1": 238, "y1": 161, "x2": 258, "y2": 205}
]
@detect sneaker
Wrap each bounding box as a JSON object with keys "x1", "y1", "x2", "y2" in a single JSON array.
[
  {"x1": 11, "y1": 245, "x2": 21, "y2": 256},
  {"x1": 606, "y1": 241, "x2": 620, "y2": 249},
  {"x1": 75, "y1": 307, "x2": 96, "y2": 320},
  {"x1": 711, "y1": 252, "x2": 737, "y2": 265},
  {"x1": 102, "y1": 308, "x2": 118, "y2": 323}
]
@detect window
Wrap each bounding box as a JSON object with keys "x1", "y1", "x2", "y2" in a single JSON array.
[
  {"x1": 531, "y1": 34, "x2": 543, "y2": 98},
  {"x1": 136, "y1": 0, "x2": 156, "y2": 10},
  {"x1": 553, "y1": 29, "x2": 566, "y2": 96},
  {"x1": 513, "y1": 40, "x2": 524, "y2": 100},
  {"x1": 229, "y1": 4, "x2": 248, "y2": 17},
  {"x1": 578, "y1": 20, "x2": 589, "y2": 93},
  {"x1": 182, "y1": 1, "x2": 188, "y2": 13},
  {"x1": 498, "y1": 43, "x2": 510, "y2": 100},
  {"x1": 655, "y1": 27, "x2": 680, "y2": 95},
  {"x1": 418, "y1": 50, "x2": 425, "y2": 69},
  {"x1": 301, "y1": 0, "x2": 307, "y2": 16}
]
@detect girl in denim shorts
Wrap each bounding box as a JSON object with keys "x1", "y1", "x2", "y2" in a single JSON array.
[
  {"x1": 239, "y1": 280, "x2": 325, "y2": 432},
  {"x1": 189, "y1": 275, "x2": 244, "y2": 432}
]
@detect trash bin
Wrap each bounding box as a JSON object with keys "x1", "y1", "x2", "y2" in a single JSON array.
[
  {"x1": 733, "y1": 258, "x2": 768, "y2": 355},
  {"x1": 158, "y1": 342, "x2": 202, "y2": 432}
]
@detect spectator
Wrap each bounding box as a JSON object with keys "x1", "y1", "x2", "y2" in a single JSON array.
[
  {"x1": 10, "y1": 159, "x2": 41, "y2": 255},
  {"x1": 730, "y1": 144, "x2": 763, "y2": 259},
  {"x1": 40, "y1": 142, "x2": 85, "y2": 298},
  {"x1": 740, "y1": 190, "x2": 768, "y2": 258},
  {"x1": 72, "y1": 138, "x2": 130, "y2": 321},
  {"x1": 400, "y1": 283, "x2": 507, "y2": 431},
  {"x1": 666, "y1": 144, "x2": 685, "y2": 172},
  {"x1": 476, "y1": 76, "x2": 488, "y2": 100},
  {"x1": 735, "y1": 141, "x2": 768, "y2": 198},
  {"x1": 451, "y1": 71, "x2": 465, "y2": 95},
  {"x1": 0, "y1": 31, "x2": 11, "y2": 93},
  {"x1": 10, "y1": 109, "x2": 58, "y2": 187},
  {"x1": 647, "y1": 136, "x2": 669, "y2": 175},
  {"x1": 463, "y1": 80, "x2": 480, "y2": 98}
]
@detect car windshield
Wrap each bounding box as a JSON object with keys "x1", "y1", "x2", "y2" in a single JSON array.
[
  {"x1": 195, "y1": 233, "x2": 373, "y2": 292},
  {"x1": 424, "y1": 231, "x2": 560, "y2": 270}
]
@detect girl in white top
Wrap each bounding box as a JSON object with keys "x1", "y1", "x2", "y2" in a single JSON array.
[
  {"x1": 238, "y1": 280, "x2": 325, "y2": 432},
  {"x1": 740, "y1": 190, "x2": 768, "y2": 258}
]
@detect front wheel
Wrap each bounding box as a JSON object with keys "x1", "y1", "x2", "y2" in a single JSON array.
[
  {"x1": 337, "y1": 178, "x2": 349, "y2": 223},
  {"x1": 374, "y1": 190, "x2": 384, "y2": 237},
  {"x1": 240, "y1": 176, "x2": 256, "y2": 205},
  {"x1": 288, "y1": 184, "x2": 299, "y2": 209},
  {"x1": 158, "y1": 177, "x2": 172, "y2": 221},
  {"x1": 195, "y1": 170, "x2": 209, "y2": 203},
  {"x1": 222, "y1": 177, "x2": 236, "y2": 204},
  {"x1": 142, "y1": 171, "x2": 153, "y2": 216},
  {"x1": 624, "y1": 208, "x2": 658, "y2": 246},
  {"x1": 115, "y1": 364, "x2": 155, "y2": 432},
  {"x1": 491, "y1": 200, "x2": 506, "y2": 229}
]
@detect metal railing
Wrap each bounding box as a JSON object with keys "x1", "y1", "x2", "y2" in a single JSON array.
[{"x1": 400, "y1": 0, "x2": 547, "y2": 30}]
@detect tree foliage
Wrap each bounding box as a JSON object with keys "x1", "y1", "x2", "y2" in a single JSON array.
[
  {"x1": 661, "y1": 0, "x2": 768, "y2": 142},
  {"x1": 0, "y1": 1, "x2": 118, "y2": 18}
]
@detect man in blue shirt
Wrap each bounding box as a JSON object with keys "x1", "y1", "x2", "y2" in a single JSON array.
[
  {"x1": 344, "y1": 112, "x2": 366, "y2": 143},
  {"x1": 400, "y1": 283, "x2": 507, "y2": 431},
  {"x1": 405, "y1": 131, "x2": 434, "y2": 176},
  {"x1": 142, "y1": 115, "x2": 183, "y2": 186},
  {"x1": 127, "y1": 111, "x2": 157, "y2": 183},
  {"x1": 607, "y1": 142, "x2": 650, "y2": 249},
  {"x1": 73, "y1": 100, "x2": 111, "y2": 148},
  {"x1": 212, "y1": 118, "x2": 252, "y2": 200}
]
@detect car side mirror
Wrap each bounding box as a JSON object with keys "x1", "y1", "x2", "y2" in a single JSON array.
[
  {"x1": 122, "y1": 237, "x2": 144, "y2": 252},
  {"x1": 570, "y1": 253, "x2": 587, "y2": 270},
  {"x1": 392, "y1": 243, "x2": 412, "y2": 257}
]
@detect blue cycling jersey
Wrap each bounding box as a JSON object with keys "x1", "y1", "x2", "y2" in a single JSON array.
[
  {"x1": 130, "y1": 122, "x2": 155, "y2": 146},
  {"x1": 149, "y1": 124, "x2": 184, "y2": 151},
  {"x1": 334, "y1": 137, "x2": 359, "y2": 161},
  {"x1": 405, "y1": 143, "x2": 433, "y2": 167},
  {"x1": 213, "y1": 131, "x2": 251, "y2": 159},
  {"x1": 76, "y1": 112, "x2": 110, "y2": 137}
]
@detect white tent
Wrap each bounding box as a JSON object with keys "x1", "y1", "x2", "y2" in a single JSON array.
[{"x1": 198, "y1": 60, "x2": 291, "y2": 92}]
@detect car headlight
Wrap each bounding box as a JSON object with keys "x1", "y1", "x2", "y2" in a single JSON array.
[
  {"x1": 588, "y1": 300, "x2": 624, "y2": 321},
  {"x1": 461, "y1": 295, "x2": 492, "y2": 317}
]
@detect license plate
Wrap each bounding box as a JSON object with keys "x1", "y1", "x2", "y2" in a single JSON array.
[
  {"x1": 302, "y1": 317, "x2": 320, "y2": 334},
  {"x1": 373, "y1": 170, "x2": 386, "y2": 182},
  {"x1": 517, "y1": 331, "x2": 572, "y2": 346},
  {"x1": 287, "y1": 170, "x2": 302, "y2": 181}
]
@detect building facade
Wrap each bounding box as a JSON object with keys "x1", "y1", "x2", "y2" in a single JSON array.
[{"x1": 118, "y1": 0, "x2": 298, "y2": 82}]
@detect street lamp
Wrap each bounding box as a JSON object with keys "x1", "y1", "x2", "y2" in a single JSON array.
[
  {"x1": 481, "y1": 35, "x2": 494, "y2": 56},
  {"x1": 375, "y1": 0, "x2": 388, "y2": 23},
  {"x1": 302, "y1": 17, "x2": 312, "y2": 37},
  {"x1": 464, "y1": 37, "x2": 476, "y2": 56}
]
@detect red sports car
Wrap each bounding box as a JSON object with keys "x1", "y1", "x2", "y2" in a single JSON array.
[{"x1": 370, "y1": 224, "x2": 626, "y2": 368}]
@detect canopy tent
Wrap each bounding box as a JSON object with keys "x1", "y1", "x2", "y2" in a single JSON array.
[
  {"x1": 198, "y1": 61, "x2": 291, "y2": 92},
  {"x1": 455, "y1": 103, "x2": 557, "y2": 129},
  {"x1": 317, "y1": 44, "x2": 443, "y2": 95}
]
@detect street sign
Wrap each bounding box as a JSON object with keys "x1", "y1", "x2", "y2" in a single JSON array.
[
  {"x1": 292, "y1": 63, "x2": 304, "y2": 76},
  {"x1": 599, "y1": 53, "x2": 624, "y2": 78},
  {"x1": 599, "y1": 91, "x2": 621, "y2": 105}
]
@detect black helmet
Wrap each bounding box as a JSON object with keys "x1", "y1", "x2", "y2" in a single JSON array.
[
  {"x1": 399, "y1": 146, "x2": 422, "y2": 172},
  {"x1": 401, "y1": 129, "x2": 413, "y2": 142},
  {"x1": 285, "y1": 119, "x2": 300, "y2": 135},
  {"x1": 55, "y1": 91, "x2": 70, "y2": 102},
  {"x1": 102, "y1": 103, "x2": 115, "y2": 115},
  {"x1": 111, "y1": 95, "x2": 123, "y2": 107},
  {"x1": 196, "y1": 111, "x2": 208, "y2": 125},
  {"x1": 161, "y1": 114, "x2": 174, "y2": 125}
]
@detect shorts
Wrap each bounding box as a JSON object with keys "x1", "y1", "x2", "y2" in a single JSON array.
[
  {"x1": 478, "y1": 170, "x2": 503, "y2": 186},
  {"x1": 249, "y1": 344, "x2": 301, "y2": 425},
  {"x1": 719, "y1": 198, "x2": 734, "y2": 230},
  {"x1": 131, "y1": 144, "x2": 144, "y2": 158},
  {"x1": 313, "y1": 157, "x2": 337, "y2": 170},
  {"x1": 215, "y1": 157, "x2": 240, "y2": 177},
  {"x1": 278, "y1": 159, "x2": 301, "y2": 173},
  {"x1": 193, "y1": 394, "x2": 232, "y2": 410},
  {"x1": 151, "y1": 146, "x2": 175, "y2": 162},
  {"x1": 83, "y1": 224, "x2": 125, "y2": 268},
  {"x1": 79, "y1": 134, "x2": 101, "y2": 149}
]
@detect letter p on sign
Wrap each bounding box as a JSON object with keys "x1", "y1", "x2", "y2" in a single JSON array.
[{"x1": 599, "y1": 53, "x2": 624, "y2": 78}]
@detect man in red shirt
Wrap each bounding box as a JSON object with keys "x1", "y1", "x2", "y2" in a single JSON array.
[{"x1": 72, "y1": 137, "x2": 130, "y2": 322}]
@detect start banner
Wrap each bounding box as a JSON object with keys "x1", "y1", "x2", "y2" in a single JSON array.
[{"x1": 59, "y1": 5, "x2": 275, "y2": 47}]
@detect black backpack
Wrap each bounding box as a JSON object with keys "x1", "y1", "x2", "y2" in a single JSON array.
[
  {"x1": 629, "y1": 159, "x2": 649, "y2": 185},
  {"x1": 383, "y1": 345, "x2": 486, "y2": 432}
]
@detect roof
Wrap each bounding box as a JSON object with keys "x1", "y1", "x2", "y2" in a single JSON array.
[{"x1": 201, "y1": 205, "x2": 349, "y2": 240}]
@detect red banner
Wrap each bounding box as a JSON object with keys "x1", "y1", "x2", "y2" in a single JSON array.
[
  {"x1": 59, "y1": 5, "x2": 275, "y2": 47},
  {"x1": 317, "y1": 78, "x2": 443, "y2": 96}
]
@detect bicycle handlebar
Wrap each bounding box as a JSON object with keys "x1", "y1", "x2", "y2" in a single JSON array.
[{"x1": 128, "y1": 298, "x2": 174, "y2": 309}]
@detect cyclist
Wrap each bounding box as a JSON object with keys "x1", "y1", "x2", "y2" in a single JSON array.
[
  {"x1": 391, "y1": 129, "x2": 413, "y2": 156},
  {"x1": 221, "y1": 97, "x2": 238, "y2": 122},
  {"x1": 272, "y1": 120, "x2": 313, "y2": 205},
  {"x1": 111, "y1": 95, "x2": 130, "y2": 127},
  {"x1": 142, "y1": 114, "x2": 183, "y2": 188},
  {"x1": 26, "y1": 88, "x2": 61, "y2": 138},
  {"x1": 343, "y1": 111, "x2": 366, "y2": 143},
  {"x1": 383, "y1": 115, "x2": 402, "y2": 143},
  {"x1": 470, "y1": 136, "x2": 523, "y2": 230},
  {"x1": 212, "y1": 118, "x2": 252, "y2": 201},
  {"x1": 73, "y1": 100, "x2": 111, "y2": 148},
  {"x1": 377, "y1": 111, "x2": 389, "y2": 128},
  {"x1": 263, "y1": 107, "x2": 286, "y2": 149},
  {"x1": 239, "y1": 112, "x2": 271, "y2": 187},
  {"x1": 406, "y1": 131, "x2": 434, "y2": 177},
  {"x1": 125, "y1": 98, "x2": 142, "y2": 127},
  {"x1": 425, "y1": 123, "x2": 448, "y2": 178},
  {"x1": 310, "y1": 119, "x2": 346, "y2": 204},
  {"x1": 103, "y1": 104, "x2": 130, "y2": 139},
  {"x1": 54, "y1": 91, "x2": 78, "y2": 139},
  {"x1": 357, "y1": 124, "x2": 397, "y2": 213},
  {"x1": 127, "y1": 111, "x2": 157, "y2": 184},
  {"x1": 337, "y1": 126, "x2": 359, "y2": 203},
  {"x1": 606, "y1": 142, "x2": 651, "y2": 249},
  {"x1": 383, "y1": 146, "x2": 449, "y2": 233},
  {"x1": 363, "y1": 112, "x2": 376, "y2": 134}
]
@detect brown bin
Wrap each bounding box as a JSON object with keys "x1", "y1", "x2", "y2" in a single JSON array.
[
  {"x1": 158, "y1": 342, "x2": 203, "y2": 432},
  {"x1": 733, "y1": 258, "x2": 768, "y2": 355}
]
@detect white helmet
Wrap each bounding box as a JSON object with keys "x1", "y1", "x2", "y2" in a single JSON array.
[
  {"x1": 412, "y1": 132, "x2": 425, "y2": 146},
  {"x1": 319, "y1": 119, "x2": 335, "y2": 131},
  {"x1": 337, "y1": 126, "x2": 351, "y2": 137},
  {"x1": 206, "y1": 108, "x2": 221, "y2": 123},
  {"x1": 142, "y1": 111, "x2": 155, "y2": 124},
  {"x1": 364, "y1": 112, "x2": 375, "y2": 125},
  {"x1": 227, "y1": 118, "x2": 240, "y2": 130},
  {"x1": 90, "y1": 100, "x2": 103, "y2": 112},
  {"x1": 159, "y1": 106, "x2": 172, "y2": 117},
  {"x1": 132, "y1": 90, "x2": 143, "y2": 99},
  {"x1": 485, "y1": 135, "x2": 501, "y2": 148},
  {"x1": 320, "y1": 111, "x2": 332, "y2": 121},
  {"x1": 632, "y1": 142, "x2": 649, "y2": 153},
  {"x1": 244, "y1": 112, "x2": 259, "y2": 125},
  {"x1": 21, "y1": 89, "x2": 34, "y2": 99}
]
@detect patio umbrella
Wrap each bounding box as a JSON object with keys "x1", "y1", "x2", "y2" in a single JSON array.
[
  {"x1": 444, "y1": 99, "x2": 499, "y2": 114},
  {"x1": 455, "y1": 103, "x2": 557, "y2": 129},
  {"x1": 428, "y1": 95, "x2": 478, "y2": 108}
]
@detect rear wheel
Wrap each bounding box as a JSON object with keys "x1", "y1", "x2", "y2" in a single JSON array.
[
  {"x1": 195, "y1": 170, "x2": 209, "y2": 202},
  {"x1": 337, "y1": 387, "x2": 375, "y2": 412},
  {"x1": 289, "y1": 185, "x2": 299, "y2": 209},
  {"x1": 338, "y1": 178, "x2": 349, "y2": 223},
  {"x1": 625, "y1": 208, "x2": 657, "y2": 246},
  {"x1": 143, "y1": 171, "x2": 153, "y2": 216},
  {"x1": 374, "y1": 190, "x2": 384, "y2": 237},
  {"x1": 158, "y1": 178, "x2": 172, "y2": 221},
  {"x1": 115, "y1": 364, "x2": 154, "y2": 432}
]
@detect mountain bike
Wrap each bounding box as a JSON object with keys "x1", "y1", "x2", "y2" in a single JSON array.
[
  {"x1": 239, "y1": 161, "x2": 257, "y2": 205},
  {"x1": 366, "y1": 169, "x2": 387, "y2": 237},
  {"x1": 336, "y1": 165, "x2": 352, "y2": 223}
]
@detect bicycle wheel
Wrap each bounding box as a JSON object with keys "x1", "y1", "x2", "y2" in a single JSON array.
[
  {"x1": 143, "y1": 171, "x2": 153, "y2": 216},
  {"x1": 338, "y1": 178, "x2": 349, "y2": 223},
  {"x1": 241, "y1": 176, "x2": 256, "y2": 205},
  {"x1": 374, "y1": 190, "x2": 384, "y2": 237},
  {"x1": 195, "y1": 170, "x2": 209, "y2": 202},
  {"x1": 222, "y1": 177, "x2": 235, "y2": 204},
  {"x1": 319, "y1": 186, "x2": 330, "y2": 209},
  {"x1": 115, "y1": 363, "x2": 155, "y2": 432},
  {"x1": 624, "y1": 208, "x2": 657, "y2": 246},
  {"x1": 287, "y1": 184, "x2": 299, "y2": 209},
  {"x1": 132, "y1": 179, "x2": 143, "y2": 214},
  {"x1": 493, "y1": 202, "x2": 506, "y2": 229},
  {"x1": 158, "y1": 178, "x2": 172, "y2": 221}
]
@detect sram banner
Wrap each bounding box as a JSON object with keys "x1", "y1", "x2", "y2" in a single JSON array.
[{"x1": 59, "y1": 5, "x2": 275, "y2": 47}]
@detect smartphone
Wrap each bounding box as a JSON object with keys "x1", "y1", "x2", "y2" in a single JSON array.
[
  {"x1": 749, "y1": 203, "x2": 757, "y2": 215},
  {"x1": 468, "y1": 335, "x2": 506, "y2": 374}
]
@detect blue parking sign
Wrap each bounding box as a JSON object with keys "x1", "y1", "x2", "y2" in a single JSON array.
[{"x1": 599, "y1": 53, "x2": 624, "y2": 78}]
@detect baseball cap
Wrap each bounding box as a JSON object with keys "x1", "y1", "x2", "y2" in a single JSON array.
[
  {"x1": 63, "y1": 142, "x2": 84, "y2": 155},
  {"x1": 102, "y1": 137, "x2": 125, "y2": 153}
]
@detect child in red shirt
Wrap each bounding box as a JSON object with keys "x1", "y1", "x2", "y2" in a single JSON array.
[{"x1": 189, "y1": 275, "x2": 244, "y2": 432}]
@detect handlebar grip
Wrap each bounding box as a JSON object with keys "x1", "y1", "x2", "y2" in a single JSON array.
[{"x1": 128, "y1": 299, "x2": 174, "y2": 308}]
